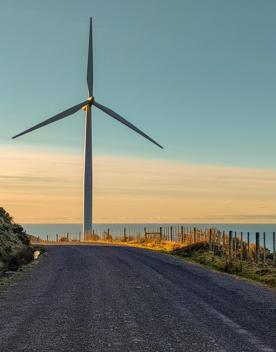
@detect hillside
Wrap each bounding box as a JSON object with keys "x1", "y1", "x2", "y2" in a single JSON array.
[{"x1": 0, "y1": 207, "x2": 33, "y2": 272}]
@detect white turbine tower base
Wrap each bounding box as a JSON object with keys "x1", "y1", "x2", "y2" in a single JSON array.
[
  {"x1": 12, "y1": 18, "x2": 163, "y2": 241},
  {"x1": 83, "y1": 103, "x2": 93, "y2": 239}
]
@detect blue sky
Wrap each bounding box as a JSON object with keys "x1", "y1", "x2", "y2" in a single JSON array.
[{"x1": 1, "y1": 0, "x2": 276, "y2": 168}]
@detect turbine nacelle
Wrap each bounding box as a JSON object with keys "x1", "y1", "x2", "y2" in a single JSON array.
[{"x1": 82, "y1": 97, "x2": 94, "y2": 111}]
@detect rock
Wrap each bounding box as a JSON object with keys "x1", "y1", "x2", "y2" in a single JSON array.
[{"x1": 33, "y1": 250, "x2": 40, "y2": 260}]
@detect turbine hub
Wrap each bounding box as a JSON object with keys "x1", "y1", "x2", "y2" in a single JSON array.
[{"x1": 82, "y1": 97, "x2": 94, "y2": 111}]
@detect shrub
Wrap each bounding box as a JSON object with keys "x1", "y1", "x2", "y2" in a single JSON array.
[{"x1": 0, "y1": 207, "x2": 33, "y2": 272}]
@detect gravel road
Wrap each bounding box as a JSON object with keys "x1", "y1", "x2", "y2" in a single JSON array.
[{"x1": 0, "y1": 245, "x2": 275, "y2": 351}]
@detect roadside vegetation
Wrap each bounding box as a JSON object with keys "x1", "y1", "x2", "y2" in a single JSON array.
[
  {"x1": 0, "y1": 207, "x2": 33, "y2": 273},
  {"x1": 172, "y1": 242, "x2": 276, "y2": 288}
]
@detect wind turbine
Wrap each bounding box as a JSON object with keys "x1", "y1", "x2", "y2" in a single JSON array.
[{"x1": 12, "y1": 18, "x2": 163, "y2": 239}]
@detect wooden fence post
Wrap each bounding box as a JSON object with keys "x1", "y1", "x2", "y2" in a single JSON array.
[
  {"x1": 263, "y1": 232, "x2": 266, "y2": 264},
  {"x1": 170, "y1": 226, "x2": 173, "y2": 242},
  {"x1": 256, "y1": 232, "x2": 260, "y2": 263},
  {"x1": 240, "y1": 232, "x2": 243, "y2": 261},
  {"x1": 272, "y1": 232, "x2": 276, "y2": 266},
  {"x1": 273, "y1": 232, "x2": 276, "y2": 265},
  {"x1": 144, "y1": 227, "x2": 147, "y2": 240},
  {"x1": 209, "y1": 229, "x2": 212, "y2": 250},
  {"x1": 234, "y1": 232, "x2": 237, "y2": 257},
  {"x1": 229, "y1": 231, "x2": 233, "y2": 262},
  {"x1": 222, "y1": 231, "x2": 225, "y2": 246},
  {"x1": 222, "y1": 231, "x2": 226, "y2": 253},
  {"x1": 160, "y1": 227, "x2": 162, "y2": 241},
  {"x1": 181, "y1": 226, "x2": 184, "y2": 243},
  {"x1": 56, "y1": 234, "x2": 58, "y2": 242},
  {"x1": 217, "y1": 230, "x2": 221, "y2": 246},
  {"x1": 247, "y1": 232, "x2": 250, "y2": 259}
]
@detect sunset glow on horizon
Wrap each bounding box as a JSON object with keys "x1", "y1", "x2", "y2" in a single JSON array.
[{"x1": 1, "y1": 145, "x2": 276, "y2": 224}]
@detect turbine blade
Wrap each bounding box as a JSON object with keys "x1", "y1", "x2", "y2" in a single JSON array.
[
  {"x1": 87, "y1": 17, "x2": 93, "y2": 97},
  {"x1": 12, "y1": 101, "x2": 88, "y2": 139},
  {"x1": 93, "y1": 100, "x2": 163, "y2": 149}
]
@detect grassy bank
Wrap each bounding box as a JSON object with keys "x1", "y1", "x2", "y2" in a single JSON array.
[
  {"x1": 0, "y1": 208, "x2": 33, "y2": 273},
  {"x1": 172, "y1": 242, "x2": 276, "y2": 288}
]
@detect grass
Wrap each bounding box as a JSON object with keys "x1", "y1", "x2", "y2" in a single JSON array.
[
  {"x1": 0, "y1": 207, "x2": 34, "y2": 274},
  {"x1": 172, "y1": 242, "x2": 276, "y2": 288}
]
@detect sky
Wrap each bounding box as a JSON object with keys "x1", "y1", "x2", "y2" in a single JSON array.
[{"x1": 1, "y1": 0, "x2": 276, "y2": 223}]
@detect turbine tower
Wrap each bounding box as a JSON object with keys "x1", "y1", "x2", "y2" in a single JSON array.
[{"x1": 12, "y1": 18, "x2": 163, "y2": 239}]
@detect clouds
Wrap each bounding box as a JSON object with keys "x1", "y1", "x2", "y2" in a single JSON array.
[{"x1": 1, "y1": 144, "x2": 276, "y2": 223}]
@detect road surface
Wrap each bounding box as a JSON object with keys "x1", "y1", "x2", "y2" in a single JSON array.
[{"x1": 0, "y1": 245, "x2": 275, "y2": 351}]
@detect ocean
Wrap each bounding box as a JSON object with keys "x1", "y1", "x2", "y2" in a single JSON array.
[{"x1": 22, "y1": 223, "x2": 276, "y2": 251}]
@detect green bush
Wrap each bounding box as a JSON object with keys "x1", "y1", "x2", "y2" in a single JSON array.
[{"x1": 0, "y1": 207, "x2": 33, "y2": 272}]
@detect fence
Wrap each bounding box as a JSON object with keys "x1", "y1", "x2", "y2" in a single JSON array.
[{"x1": 31, "y1": 226, "x2": 276, "y2": 265}]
